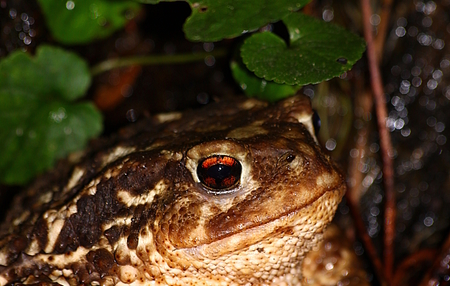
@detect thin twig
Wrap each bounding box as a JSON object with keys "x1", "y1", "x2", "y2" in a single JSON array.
[
  {"x1": 345, "y1": 192, "x2": 387, "y2": 286},
  {"x1": 90, "y1": 48, "x2": 228, "y2": 76},
  {"x1": 375, "y1": 0, "x2": 394, "y2": 63},
  {"x1": 347, "y1": 88, "x2": 372, "y2": 204},
  {"x1": 346, "y1": 84, "x2": 387, "y2": 284},
  {"x1": 393, "y1": 249, "x2": 437, "y2": 286},
  {"x1": 361, "y1": 0, "x2": 396, "y2": 282},
  {"x1": 392, "y1": 249, "x2": 437, "y2": 285},
  {"x1": 419, "y1": 231, "x2": 450, "y2": 286}
]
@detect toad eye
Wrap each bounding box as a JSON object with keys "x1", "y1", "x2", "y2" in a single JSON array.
[{"x1": 197, "y1": 155, "x2": 242, "y2": 191}]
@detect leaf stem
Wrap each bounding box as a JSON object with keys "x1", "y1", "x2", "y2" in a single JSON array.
[
  {"x1": 361, "y1": 0, "x2": 396, "y2": 282},
  {"x1": 90, "y1": 48, "x2": 228, "y2": 76}
]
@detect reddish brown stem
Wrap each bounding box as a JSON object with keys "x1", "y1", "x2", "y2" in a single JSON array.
[
  {"x1": 347, "y1": 88, "x2": 373, "y2": 204},
  {"x1": 420, "y1": 231, "x2": 450, "y2": 286},
  {"x1": 375, "y1": 0, "x2": 394, "y2": 62},
  {"x1": 360, "y1": 0, "x2": 396, "y2": 282},
  {"x1": 345, "y1": 191, "x2": 387, "y2": 285},
  {"x1": 346, "y1": 86, "x2": 387, "y2": 284},
  {"x1": 393, "y1": 249, "x2": 437, "y2": 286}
]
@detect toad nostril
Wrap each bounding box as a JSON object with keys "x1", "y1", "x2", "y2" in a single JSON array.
[{"x1": 286, "y1": 154, "x2": 296, "y2": 163}]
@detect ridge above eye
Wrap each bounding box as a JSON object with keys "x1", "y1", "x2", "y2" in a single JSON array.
[{"x1": 197, "y1": 155, "x2": 242, "y2": 192}]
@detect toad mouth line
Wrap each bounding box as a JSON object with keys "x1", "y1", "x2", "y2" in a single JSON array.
[{"x1": 182, "y1": 187, "x2": 344, "y2": 259}]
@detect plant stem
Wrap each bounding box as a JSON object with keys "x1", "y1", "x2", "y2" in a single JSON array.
[
  {"x1": 361, "y1": 0, "x2": 396, "y2": 282},
  {"x1": 393, "y1": 249, "x2": 437, "y2": 286},
  {"x1": 419, "y1": 231, "x2": 450, "y2": 285},
  {"x1": 375, "y1": 0, "x2": 394, "y2": 63},
  {"x1": 90, "y1": 48, "x2": 228, "y2": 76},
  {"x1": 347, "y1": 88, "x2": 387, "y2": 285},
  {"x1": 346, "y1": 192, "x2": 388, "y2": 286}
]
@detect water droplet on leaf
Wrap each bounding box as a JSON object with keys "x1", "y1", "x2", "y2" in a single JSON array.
[{"x1": 336, "y1": 58, "x2": 348, "y2": 64}]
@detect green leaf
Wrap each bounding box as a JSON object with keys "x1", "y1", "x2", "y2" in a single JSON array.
[
  {"x1": 136, "y1": 0, "x2": 310, "y2": 42},
  {"x1": 231, "y1": 61, "x2": 300, "y2": 102},
  {"x1": 37, "y1": 0, "x2": 140, "y2": 44},
  {"x1": 184, "y1": 0, "x2": 310, "y2": 41},
  {"x1": 136, "y1": 0, "x2": 161, "y2": 3},
  {"x1": 0, "y1": 46, "x2": 102, "y2": 185},
  {"x1": 241, "y1": 12, "x2": 366, "y2": 85}
]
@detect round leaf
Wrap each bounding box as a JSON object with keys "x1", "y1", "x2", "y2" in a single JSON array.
[
  {"x1": 231, "y1": 61, "x2": 300, "y2": 102},
  {"x1": 184, "y1": 0, "x2": 309, "y2": 41},
  {"x1": 136, "y1": 0, "x2": 310, "y2": 42},
  {"x1": 241, "y1": 13, "x2": 366, "y2": 85},
  {"x1": 0, "y1": 46, "x2": 102, "y2": 185},
  {"x1": 38, "y1": 0, "x2": 140, "y2": 44}
]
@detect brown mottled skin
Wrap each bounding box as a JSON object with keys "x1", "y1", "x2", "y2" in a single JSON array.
[{"x1": 0, "y1": 95, "x2": 346, "y2": 285}]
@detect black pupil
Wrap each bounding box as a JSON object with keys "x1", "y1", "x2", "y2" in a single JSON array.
[
  {"x1": 197, "y1": 155, "x2": 242, "y2": 191},
  {"x1": 208, "y1": 164, "x2": 231, "y2": 180}
]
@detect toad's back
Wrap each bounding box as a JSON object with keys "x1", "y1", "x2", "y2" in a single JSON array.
[{"x1": 0, "y1": 95, "x2": 345, "y2": 286}]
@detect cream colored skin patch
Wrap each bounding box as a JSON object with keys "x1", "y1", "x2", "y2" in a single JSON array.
[
  {"x1": 226, "y1": 120, "x2": 268, "y2": 139},
  {"x1": 116, "y1": 180, "x2": 166, "y2": 208},
  {"x1": 0, "y1": 95, "x2": 346, "y2": 286},
  {"x1": 66, "y1": 166, "x2": 85, "y2": 190},
  {"x1": 101, "y1": 146, "x2": 137, "y2": 169},
  {"x1": 155, "y1": 112, "x2": 183, "y2": 124}
]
